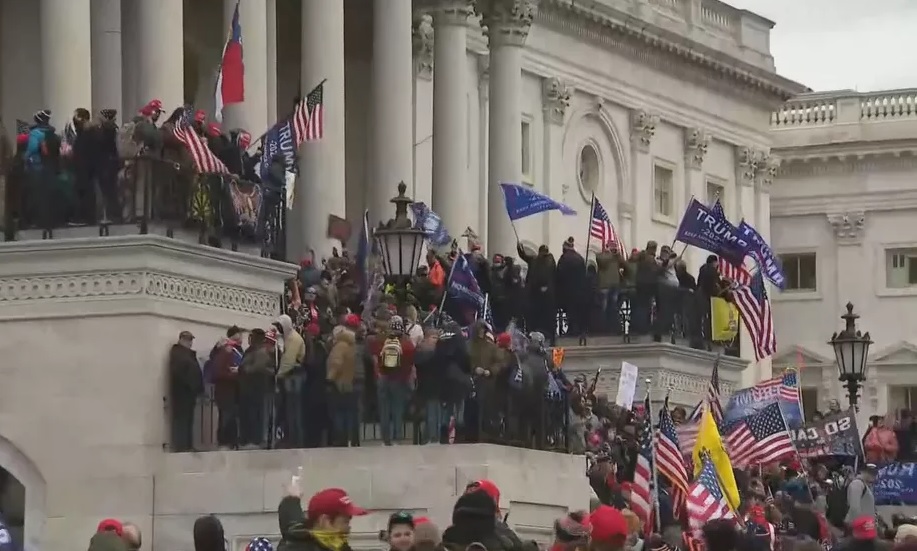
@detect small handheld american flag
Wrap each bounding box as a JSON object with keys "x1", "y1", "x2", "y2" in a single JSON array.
[
  {"x1": 172, "y1": 106, "x2": 229, "y2": 174},
  {"x1": 589, "y1": 196, "x2": 622, "y2": 251}
]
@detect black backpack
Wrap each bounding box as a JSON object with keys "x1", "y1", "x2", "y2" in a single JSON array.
[{"x1": 826, "y1": 481, "x2": 866, "y2": 528}]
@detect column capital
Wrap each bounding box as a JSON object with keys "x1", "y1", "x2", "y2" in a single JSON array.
[
  {"x1": 424, "y1": 0, "x2": 476, "y2": 26},
  {"x1": 683, "y1": 127, "x2": 709, "y2": 170},
  {"x1": 736, "y1": 146, "x2": 763, "y2": 187},
  {"x1": 542, "y1": 77, "x2": 572, "y2": 125},
  {"x1": 412, "y1": 14, "x2": 435, "y2": 80},
  {"x1": 477, "y1": 53, "x2": 490, "y2": 97},
  {"x1": 755, "y1": 151, "x2": 780, "y2": 191},
  {"x1": 827, "y1": 211, "x2": 866, "y2": 243},
  {"x1": 477, "y1": 0, "x2": 540, "y2": 47},
  {"x1": 630, "y1": 109, "x2": 659, "y2": 153}
]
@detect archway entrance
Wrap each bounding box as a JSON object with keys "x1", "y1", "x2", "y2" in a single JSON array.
[{"x1": 0, "y1": 466, "x2": 24, "y2": 548}]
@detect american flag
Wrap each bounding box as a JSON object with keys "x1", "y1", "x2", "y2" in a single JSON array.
[
  {"x1": 246, "y1": 537, "x2": 273, "y2": 551},
  {"x1": 718, "y1": 257, "x2": 752, "y2": 286},
  {"x1": 657, "y1": 396, "x2": 690, "y2": 521},
  {"x1": 172, "y1": 106, "x2": 229, "y2": 174},
  {"x1": 707, "y1": 355, "x2": 725, "y2": 427},
  {"x1": 753, "y1": 371, "x2": 799, "y2": 403},
  {"x1": 293, "y1": 81, "x2": 324, "y2": 145},
  {"x1": 733, "y1": 270, "x2": 777, "y2": 361},
  {"x1": 687, "y1": 453, "x2": 738, "y2": 533},
  {"x1": 590, "y1": 197, "x2": 622, "y2": 251},
  {"x1": 726, "y1": 402, "x2": 795, "y2": 468},
  {"x1": 631, "y1": 392, "x2": 654, "y2": 535}
]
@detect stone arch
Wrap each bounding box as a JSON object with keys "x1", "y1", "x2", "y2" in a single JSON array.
[
  {"x1": 561, "y1": 104, "x2": 630, "y2": 214},
  {"x1": 0, "y1": 434, "x2": 46, "y2": 551}
]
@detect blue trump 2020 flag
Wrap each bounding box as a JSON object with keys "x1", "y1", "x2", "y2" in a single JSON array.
[
  {"x1": 448, "y1": 254, "x2": 484, "y2": 307},
  {"x1": 737, "y1": 220, "x2": 786, "y2": 290},
  {"x1": 499, "y1": 182, "x2": 576, "y2": 221},
  {"x1": 675, "y1": 198, "x2": 751, "y2": 266},
  {"x1": 259, "y1": 117, "x2": 298, "y2": 182},
  {"x1": 410, "y1": 202, "x2": 451, "y2": 248}
]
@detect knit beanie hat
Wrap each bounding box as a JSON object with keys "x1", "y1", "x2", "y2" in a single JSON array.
[
  {"x1": 414, "y1": 520, "x2": 442, "y2": 546},
  {"x1": 554, "y1": 510, "x2": 591, "y2": 545},
  {"x1": 453, "y1": 489, "x2": 498, "y2": 521}
]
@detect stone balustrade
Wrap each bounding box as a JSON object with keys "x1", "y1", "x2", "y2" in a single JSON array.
[{"x1": 772, "y1": 89, "x2": 917, "y2": 127}]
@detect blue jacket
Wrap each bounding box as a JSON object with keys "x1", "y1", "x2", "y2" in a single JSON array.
[{"x1": 25, "y1": 126, "x2": 49, "y2": 167}]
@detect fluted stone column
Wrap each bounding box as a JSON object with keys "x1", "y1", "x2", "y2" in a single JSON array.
[
  {"x1": 41, "y1": 0, "x2": 92, "y2": 128},
  {"x1": 121, "y1": 0, "x2": 139, "y2": 117},
  {"x1": 370, "y1": 0, "x2": 414, "y2": 224},
  {"x1": 289, "y1": 0, "x2": 346, "y2": 260},
  {"x1": 90, "y1": 0, "x2": 122, "y2": 120},
  {"x1": 266, "y1": 0, "x2": 278, "y2": 124},
  {"x1": 221, "y1": 0, "x2": 268, "y2": 134},
  {"x1": 683, "y1": 127, "x2": 709, "y2": 274},
  {"x1": 430, "y1": 0, "x2": 474, "y2": 239},
  {"x1": 137, "y1": 0, "x2": 184, "y2": 113},
  {"x1": 479, "y1": 0, "x2": 539, "y2": 254}
]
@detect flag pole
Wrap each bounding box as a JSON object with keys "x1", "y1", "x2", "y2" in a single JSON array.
[
  {"x1": 583, "y1": 193, "x2": 595, "y2": 275},
  {"x1": 437, "y1": 247, "x2": 462, "y2": 323},
  {"x1": 775, "y1": 398, "x2": 817, "y2": 504},
  {"x1": 647, "y1": 380, "x2": 662, "y2": 534}
]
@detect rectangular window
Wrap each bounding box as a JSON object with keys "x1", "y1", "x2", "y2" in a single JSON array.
[
  {"x1": 889, "y1": 386, "x2": 917, "y2": 413},
  {"x1": 885, "y1": 248, "x2": 917, "y2": 288},
  {"x1": 706, "y1": 181, "x2": 725, "y2": 207},
  {"x1": 521, "y1": 119, "x2": 532, "y2": 183},
  {"x1": 801, "y1": 388, "x2": 819, "y2": 421},
  {"x1": 778, "y1": 252, "x2": 817, "y2": 291},
  {"x1": 653, "y1": 164, "x2": 674, "y2": 217}
]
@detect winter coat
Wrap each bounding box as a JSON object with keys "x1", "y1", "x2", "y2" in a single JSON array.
[
  {"x1": 517, "y1": 244, "x2": 556, "y2": 296},
  {"x1": 169, "y1": 343, "x2": 204, "y2": 399},
  {"x1": 88, "y1": 532, "x2": 129, "y2": 551},
  {"x1": 212, "y1": 338, "x2": 243, "y2": 403},
  {"x1": 277, "y1": 496, "x2": 354, "y2": 551},
  {"x1": 595, "y1": 250, "x2": 626, "y2": 288},
  {"x1": 327, "y1": 327, "x2": 357, "y2": 392},
  {"x1": 276, "y1": 314, "x2": 306, "y2": 378},
  {"x1": 555, "y1": 249, "x2": 586, "y2": 304},
  {"x1": 433, "y1": 333, "x2": 472, "y2": 403}
]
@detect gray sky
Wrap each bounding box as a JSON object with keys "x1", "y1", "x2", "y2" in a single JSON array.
[{"x1": 725, "y1": 0, "x2": 917, "y2": 93}]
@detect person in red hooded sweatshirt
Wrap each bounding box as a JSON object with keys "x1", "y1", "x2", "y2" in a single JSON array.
[{"x1": 212, "y1": 325, "x2": 245, "y2": 449}]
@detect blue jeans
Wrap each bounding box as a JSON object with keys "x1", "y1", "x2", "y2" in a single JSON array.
[
  {"x1": 600, "y1": 288, "x2": 621, "y2": 333},
  {"x1": 282, "y1": 373, "x2": 306, "y2": 447},
  {"x1": 377, "y1": 378, "x2": 411, "y2": 445},
  {"x1": 330, "y1": 388, "x2": 361, "y2": 446},
  {"x1": 424, "y1": 399, "x2": 444, "y2": 444}
]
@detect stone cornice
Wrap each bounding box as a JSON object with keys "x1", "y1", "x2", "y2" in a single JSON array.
[
  {"x1": 771, "y1": 188, "x2": 917, "y2": 217},
  {"x1": 775, "y1": 150, "x2": 917, "y2": 178},
  {"x1": 535, "y1": 0, "x2": 806, "y2": 108}
]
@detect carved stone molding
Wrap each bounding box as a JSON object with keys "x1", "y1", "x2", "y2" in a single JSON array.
[
  {"x1": 755, "y1": 152, "x2": 781, "y2": 191},
  {"x1": 826, "y1": 212, "x2": 866, "y2": 243},
  {"x1": 476, "y1": 53, "x2": 489, "y2": 98},
  {"x1": 424, "y1": 0, "x2": 476, "y2": 26},
  {"x1": 412, "y1": 14, "x2": 435, "y2": 80},
  {"x1": 684, "y1": 128, "x2": 709, "y2": 170},
  {"x1": 0, "y1": 271, "x2": 281, "y2": 317},
  {"x1": 541, "y1": 76, "x2": 572, "y2": 125},
  {"x1": 630, "y1": 109, "x2": 659, "y2": 153},
  {"x1": 736, "y1": 146, "x2": 762, "y2": 187},
  {"x1": 477, "y1": 0, "x2": 540, "y2": 47}
]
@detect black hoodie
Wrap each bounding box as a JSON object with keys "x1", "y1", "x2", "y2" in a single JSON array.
[{"x1": 441, "y1": 491, "x2": 535, "y2": 551}]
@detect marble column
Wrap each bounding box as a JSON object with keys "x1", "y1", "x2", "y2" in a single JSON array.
[
  {"x1": 221, "y1": 0, "x2": 268, "y2": 134},
  {"x1": 430, "y1": 0, "x2": 473, "y2": 239},
  {"x1": 629, "y1": 109, "x2": 659, "y2": 250},
  {"x1": 41, "y1": 0, "x2": 92, "y2": 129},
  {"x1": 541, "y1": 77, "x2": 571, "y2": 243},
  {"x1": 137, "y1": 0, "x2": 184, "y2": 113},
  {"x1": 90, "y1": 0, "x2": 122, "y2": 120},
  {"x1": 479, "y1": 0, "x2": 539, "y2": 255},
  {"x1": 266, "y1": 0, "x2": 278, "y2": 124},
  {"x1": 683, "y1": 127, "x2": 709, "y2": 272},
  {"x1": 120, "y1": 0, "x2": 139, "y2": 117},
  {"x1": 370, "y1": 0, "x2": 414, "y2": 225},
  {"x1": 289, "y1": 0, "x2": 346, "y2": 261}
]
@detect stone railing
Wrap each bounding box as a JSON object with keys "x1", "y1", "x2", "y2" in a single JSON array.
[{"x1": 772, "y1": 89, "x2": 917, "y2": 127}]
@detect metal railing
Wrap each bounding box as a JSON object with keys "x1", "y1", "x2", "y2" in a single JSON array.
[{"x1": 2, "y1": 155, "x2": 286, "y2": 259}]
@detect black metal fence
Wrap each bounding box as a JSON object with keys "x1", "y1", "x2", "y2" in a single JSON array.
[{"x1": 2, "y1": 155, "x2": 286, "y2": 259}]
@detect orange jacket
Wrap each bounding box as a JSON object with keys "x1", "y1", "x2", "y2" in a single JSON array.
[{"x1": 428, "y1": 260, "x2": 445, "y2": 288}]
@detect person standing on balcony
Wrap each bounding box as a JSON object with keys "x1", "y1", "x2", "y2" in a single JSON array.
[
  {"x1": 275, "y1": 313, "x2": 306, "y2": 448},
  {"x1": 556, "y1": 237, "x2": 586, "y2": 337},
  {"x1": 632, "y1": 241, "x2": 660, "y2": 336},
  {"x1": 168, "y1": 330, "x2": 204, "y2": 453},
  {"x1": 516, "y1": 243, "x2": 556, "y2": 342},
  {"x1": 595, "y1": 242, "x2": 627, "y2": 335}
]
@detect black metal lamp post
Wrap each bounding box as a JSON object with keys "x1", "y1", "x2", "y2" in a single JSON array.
[
  {"x1": 828, "y1": 302, "x2": 873, "y2": 409},
  {"x1": 373, "y1": 182, "x2": 426, "y2": 295}
]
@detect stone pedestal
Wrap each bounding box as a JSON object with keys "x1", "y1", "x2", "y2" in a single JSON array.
[{"x1": 0, "y1": 236, "x2": 296, "y2": 551}]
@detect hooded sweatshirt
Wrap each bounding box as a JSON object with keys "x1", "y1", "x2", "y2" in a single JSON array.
[{"x1": 276, "y1": 314, "x2": 306, "y2": 378}]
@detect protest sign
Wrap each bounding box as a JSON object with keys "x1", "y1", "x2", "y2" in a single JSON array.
[{"x1": 790, "y1": 409, "x2": 861, "y2": 458}]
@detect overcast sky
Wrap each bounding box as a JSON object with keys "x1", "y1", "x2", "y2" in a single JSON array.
[{"x1": 725, "y1": 0, "x2": 917, "y2": 93}]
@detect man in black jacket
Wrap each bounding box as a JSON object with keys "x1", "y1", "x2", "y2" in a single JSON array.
[{"x1": 168, "y1": 330, "x2": 204, "y2": 452}]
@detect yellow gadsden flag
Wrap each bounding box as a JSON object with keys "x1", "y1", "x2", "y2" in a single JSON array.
[
  {"x1": 692, "y1": 408, "x2": 740, "y2": 512},
  {"x1": 710, "y1": 297, "x2": 739, "y2": 342}
]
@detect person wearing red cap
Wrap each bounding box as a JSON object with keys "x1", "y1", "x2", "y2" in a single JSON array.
[
  {"x1": 589, "y1": 506, "x2": 628, "y2": 551},
  {"x1": 278, "y1": 479, "x2": 367, "y2": 551}
]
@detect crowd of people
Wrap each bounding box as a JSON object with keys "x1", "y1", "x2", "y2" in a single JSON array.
[{"x1": 0, "y1": 105, "x2": 284, "y2": 253}]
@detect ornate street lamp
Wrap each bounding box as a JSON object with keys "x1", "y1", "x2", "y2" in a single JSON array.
[
  {"x1": 828, "y1": 302, "x2": 873, "y2": 409},
  {"x1": 373, "y1": 182, "x2": 426, "y2": 282}
]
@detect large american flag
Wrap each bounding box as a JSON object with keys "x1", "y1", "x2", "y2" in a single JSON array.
[
  {"x1": 658, "y1": 396, "x2": 689, "y2": 521},
  {"x1": 718, "y1": 257, "x2": 752, "y2": 285},
  {"x1": 726, "y1": 402, "x2": 795, "y2": 468},
  {"x1": 293, "y1": 81, "x2": 325, "y2": 145},
  {"x1": 172, "y1": 106, "x2": 229, "y2": 174},
  {"x1": 734, "y1": 269, "x2": 777, "y2": 361},
  {"x1": 590, "y1": 197, "x2": 622, "y2": 251},
  {"x1": 632, "y1": 392, "x2": 654, "y2": 535},
  {"x1": 687, "y1": 453, "x2": 738, "y2": 533}
]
